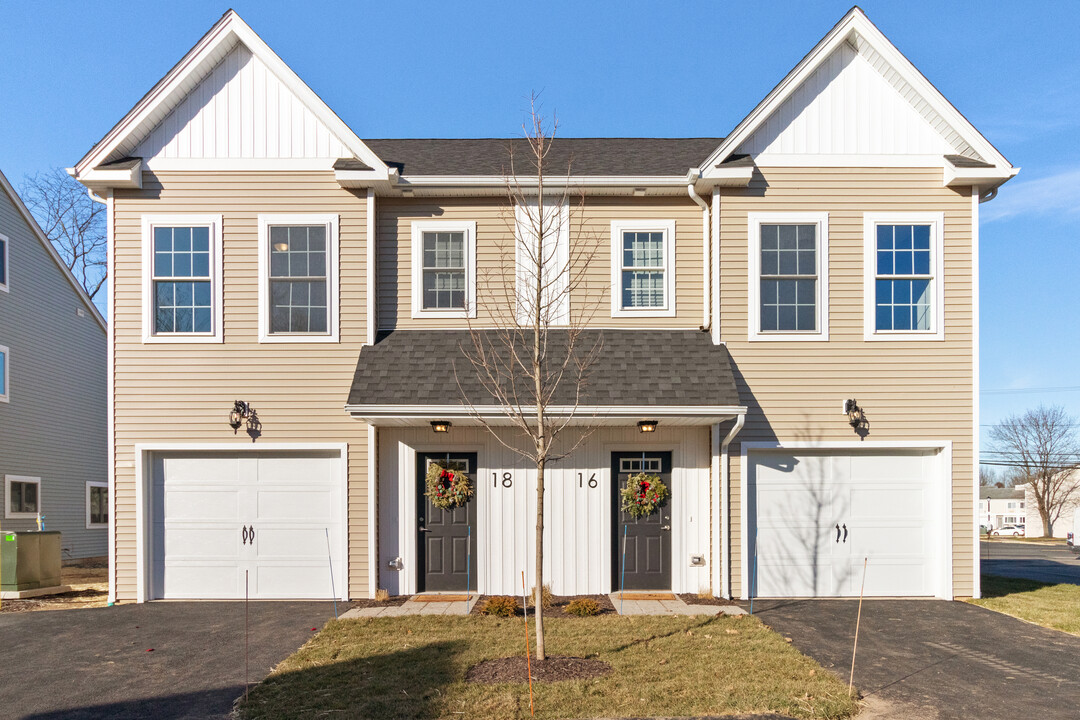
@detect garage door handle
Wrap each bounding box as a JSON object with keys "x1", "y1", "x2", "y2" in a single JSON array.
[
  {"x1": 842, "y1": 524, "x2": 848, "y2": 543},
  {"x1": 836, "y1": 524, "x2": 841, "y2": 543},
  {"x1": 242, "y1": 526, "x2": 248, "y2": 545},
  {"x1": 248, "y1": 525, "x2": 254, "y2": 544}
]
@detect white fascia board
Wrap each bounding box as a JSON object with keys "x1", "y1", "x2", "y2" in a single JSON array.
[
  {"x1": 71, "y1": 161, "x2": 143, "y2": 191},
  {"x1": 397, "y1": 175, "x2": 692, "y2": 188},
  {"x1": 700, "y1": 7, "x2": 1016, "y2": 179},
  {"x1": 694, "y1": 166, "x2": 754, "y2": 188},
  {"x1": 74, "y1": 10, "x2": 389, "y2": 180},
  {"x1": 943, "y1": 164, "x2": 1019, "y2": 189},
  {"x1": 345, "y1": 404, "x2": 747, "y2": 419}
]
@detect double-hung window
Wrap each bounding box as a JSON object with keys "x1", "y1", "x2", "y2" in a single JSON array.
[
  {"x1": 142, "y1": 215, "x2": 222, "y2": 342},
  {"x1": 258, "y1": 214, "x2": 339, "y2": 342},
  {"x1": 610, "y1": 220, "x2": 675, "y2": 317},
  {"x1": 5, "y1": 475, "x2": 40, "y2": 518},
  {"x1": 0, "y1": 344, "x2": 7, "y2": 402},
  {"x1": 411, "y1": 221, "x2": 476, "y2": 319},
  {"x1": 0, "y1": 232, "x2": 8, "y2": 292},
  {"x1": 863, "y1": 213, "x2": 944, "y2": 340},
  {"x1": 86, "y1": 482, "x2": 108, "y2": 528},
  {"x1": 748, "y1": 213, "x2": 829, "y2": 340}
]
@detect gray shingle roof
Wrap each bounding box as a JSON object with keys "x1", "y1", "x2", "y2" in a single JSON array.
[
  {"x1": 347, "y1": 329, "x2": 740, "y2": 407},
  {"x1": 979, "y1": 487, "x2": 1024, "y2": 500},
  {"x1": 362, "y1": 138, "x2": 725, "y2": 177}
]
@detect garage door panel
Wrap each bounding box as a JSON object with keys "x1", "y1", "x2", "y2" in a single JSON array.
[
  {"x1": 256, "y1": 489, "x2": 333, "y2": 521},
  {"x1": 162, "y1": 457, "x2": 242, "y2": 485},
  {"x1": 164, "y1": 565, "x2": 244, "y2": 599},
  {"x1": 254, "y1": 527, "x2": 328, "y2": 559},
  {"x1": 165, "y1": 489, "x2": 242, "y2": 521},
  {"x1": 165, "y1": 527, "x2": 240, "y2": 560},
  {"x1": 255, "y1": 564, "x2": 334, "y2": 599},
  {"x1": 256, "y1": 456, "x2": 333, "y2": 484}
]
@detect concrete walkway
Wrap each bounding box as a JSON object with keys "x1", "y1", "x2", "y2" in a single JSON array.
[
  {"x1": 608, "y1": 592, "x2": 747, "y2": 616},
  {"x1": 342, "y1": 594, "x2": 478, "y2": 618}
]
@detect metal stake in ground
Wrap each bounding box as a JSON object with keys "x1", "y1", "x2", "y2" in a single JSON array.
[
  {"x1": 467, "y1": 526, "x2": 472, "y2": 605},
  {"x1": 849, "y1": 557, "x2": 868, "y2": 696},
  {"x1": 325, "y1": 528, "x2": 338, "y2": 619},
  {"x1": 245, "y1": 569, "x2": 249, "y2": 702},
  {"x1": 750, "y1": 528, "x2": 759, "y2": 615},
  {"x1": 521, "y1": 570, "x2": 535, "y2": 717}
]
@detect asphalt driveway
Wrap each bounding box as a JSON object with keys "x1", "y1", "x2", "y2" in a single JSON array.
[
  {"x1": 749, "y1": 598, "x2": 1080, "y2": 718},
  {"x1": 981, "y1": 539, "x2": 1080, "y2": 584},
  {"x1": 0, "y1": 601, "x2": 335, "y2": 719}
]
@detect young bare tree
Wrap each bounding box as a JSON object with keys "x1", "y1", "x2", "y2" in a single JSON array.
[
  {"x1": 455, "y1": 99, "x2": 603, "y2": 660},
  {"x1": 21, "y1": 168, "x2": 107, "y2": 299},
  {"x1": 989, "y1": 405, "x2": 1080, "y2": 536}
]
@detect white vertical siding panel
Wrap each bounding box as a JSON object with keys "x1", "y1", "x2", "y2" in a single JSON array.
[
  {"x1": 265, "y1": 72, "x2": 278, "y2": 158},
  {"x1": 240, "y1": 47, "x2": 255, "y2": 158},
  {"x1": 291, "y1": 96, "x2": 304, "y2": 159},
  {"x1": 252, "y1": 59, "x2": 266, "y2": 158},
  {"x1": 227, "y1": 49, "x2": 241, "y2": 158}
]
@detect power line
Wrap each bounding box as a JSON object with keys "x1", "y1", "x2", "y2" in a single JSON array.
[{"x1": 981, "y1": 386, "x2": 1080, "y2": 395}]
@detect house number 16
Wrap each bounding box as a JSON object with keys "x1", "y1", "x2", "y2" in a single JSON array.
[
  {"x1": 493, "y1": 472, "x2": 513, "y2": 488},
  {"x1": 578, "y1": 473, "x2": 598, "y2": 488}
]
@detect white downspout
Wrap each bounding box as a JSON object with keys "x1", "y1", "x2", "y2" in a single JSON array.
[
  {"x1": 686, "y1": 171, "x2": 710, "y2": 332},
  {"x1": 720, "y1": 413, "x2": 745, "y2": 599}
]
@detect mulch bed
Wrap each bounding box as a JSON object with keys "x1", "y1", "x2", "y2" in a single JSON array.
[
  {"x1": 466, "y1": 655, "x2": 613, "y2": 684},
  {"x1": 469, "y1": 594, "x2": 617, "y2": 617},
  {"x1": 678, "y1": 593, "x2": 740, "y2": 607},
  {"x1": 347, "y1": 595, "x2": 411, "y2": 611}
]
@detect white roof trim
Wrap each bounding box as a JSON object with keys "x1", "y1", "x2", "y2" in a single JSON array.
[
  {"x1": 73, "y1": 10, "x2": 388, "y2": 179},
  {"x1": 0, "y1": 168, "x2": 107, "y2": 330},
  {"x1": 346, "y1": 403, "x2": 747, "y2": 417},
  {"x1": 700, "y1": 7, "x2": 1015, "y2": 179}
]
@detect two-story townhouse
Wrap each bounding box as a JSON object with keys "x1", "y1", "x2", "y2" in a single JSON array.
[
  {"x1": 979, "y1": 487, "x2": 1025, "y2": 532},
  {"x1": 72, "y1": 7, "x2": 1015, "y2": 603},
  {"x1": 0, "y1": 168, "x2": 108, "y2": 559}
]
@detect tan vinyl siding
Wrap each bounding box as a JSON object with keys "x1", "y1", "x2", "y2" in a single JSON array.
[
  {"x1": 378, "y1": 197, "x2": 703, "y2": 329},
  {"x1": 720, "y1": 167, "x2": 975, "y2": 598},
  {"x1": 111, "y1": 171, "x2": 372, "y2": 600}
]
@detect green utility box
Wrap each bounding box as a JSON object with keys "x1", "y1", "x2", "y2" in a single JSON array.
[{"x1": 1, "y1": 531, "x2": 63, "y2": 591}]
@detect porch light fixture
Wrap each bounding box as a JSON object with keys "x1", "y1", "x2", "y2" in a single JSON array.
[
  {"x1": 272, "y1": 240, "x2": 289, "y2": 252},
  {"x1": 229, "y1": 400, "x2": 255, "y2": 431},
  {"x1": 637, "y1": 420, "x2": 658, "y2": 433},
  {"x1": 843, "y1": 399, "x2": 865, "y2": 430},
  {"x1": 430, "y1": 420, "x2": 452, "y2": 433}
]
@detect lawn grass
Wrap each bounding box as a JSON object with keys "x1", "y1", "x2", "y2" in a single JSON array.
[
  {"x1": 968, "y1": 575, "x2": 1080, "y2": 636},
  {"x1": 239, "y1": 614, "x2": 859, "y2": 720}
]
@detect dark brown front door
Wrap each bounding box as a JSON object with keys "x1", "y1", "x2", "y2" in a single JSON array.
[
  {"x1": 612, "y1": 451, "x2": 672, "y2": 590},
  {"x1": 417, "y1": 452, "x2": 478, "y2": 592}
]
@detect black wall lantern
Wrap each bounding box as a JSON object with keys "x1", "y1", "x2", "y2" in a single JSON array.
[
  {"x1": 430, "y1": 420, "x2": 452, "y2": 433},
  {"x1": 637, "y1": 420, "x2": 659, "y2": 433},
  {"x1": 229, "y1": 400, "x2": 256, "y2": 431},
  {"x1": 843, "y1": 399, "x2": 866, "y2": 431}
]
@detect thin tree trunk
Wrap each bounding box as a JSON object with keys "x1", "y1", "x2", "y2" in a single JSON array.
[
  {"x1": 1041, "y1": 505, "x2": 1053, "y2": 537},
  {"x1": 535, "y1": 457, "x2": 546, "y2": 661}
]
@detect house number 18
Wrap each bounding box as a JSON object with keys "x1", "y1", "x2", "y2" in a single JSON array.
[{"x1": 493, "y1": 472, "x2": 513, "y2": 488}]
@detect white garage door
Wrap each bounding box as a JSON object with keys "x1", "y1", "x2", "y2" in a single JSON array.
[
  {"x1": 748, "y1": 449, "x2": 943, "y2": 598},
  {"x1": 151, "y1": 452, "x2": 345, "y2": 600}
]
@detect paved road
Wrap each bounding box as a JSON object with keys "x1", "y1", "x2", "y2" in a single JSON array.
[
  {"x1": 0, "y1": 601, "x2": 334, "y2": 720},
  {"x1": 749, "y1": 599, "x2": 1080, "y2": 719},
  {"x1": 981, "y1": 540, "x2": 1080, "y2": 585}
]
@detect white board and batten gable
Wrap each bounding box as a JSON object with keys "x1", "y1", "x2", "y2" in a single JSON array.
[
  {"x1": 72, "y1": 10, "x2": 389, "y2": 190},
  {"x1": 700, "y1": 7, "x2": 1017, "y2": 191}
]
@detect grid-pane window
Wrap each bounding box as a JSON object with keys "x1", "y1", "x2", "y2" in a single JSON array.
[
  {"x1": 621, "y1": 231, "x2": 666, "y2": 308},
  {"x1": 89, "y1": 485, "x2": 108, "y2": 525},
  {"x1": 759, "y1": 224, "x2": 817, "y2": 332},
  {"x1": 269, "y1": 225, "x2": 328, "y2": 333},
  {"x1": 875, "y1": 224, "x2": 932, "y2": 332},
  {"x1": 153, "y1": 226, "x2": 212, "y2": 334},
  {"x1": 10, "y1": 481, "x2": 37, "y2": 514},
  {"x1": 422, "y1": 231, "x2": 466, "y2": 310}
]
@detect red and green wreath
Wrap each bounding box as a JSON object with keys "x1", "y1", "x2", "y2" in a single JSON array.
[
  {"x1": 620, "y1": 472, "x2": 669, "y2": 518},
  {"x1": 425, "y1": 463, "x2": 474, "y2": 509}
]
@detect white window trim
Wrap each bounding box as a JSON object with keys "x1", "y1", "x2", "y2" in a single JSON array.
[
  {"x1": 410, "y1": 220, "x2": 477, "y2": 319},
  {"x1": 5, "y1": 475, "x2": 41, "y2": 519},
  {"x1": 257, "y1": 214, "x2": 340, "y2": 343},
  {"x1": 141, "y1": 214, "x2": 224, "y2": 343},
  {"x1": 86, "y1": 481, "x2": 108, "y2": 529},
  {"x1": 863, "y1": 212, "x2": 945, "y2": 341},
  {"x1": 0, "y1": 232, "x2": 9, "y2": 292},
  {"x1": 747, "y1": 212, "x2": 830, "y2": 341},
  {"x1": 0, "y1": 344, "x2": 8, "y2": 403},
  {"x1": 610, "y1": 219, "x2": 677, "y2": 318}
]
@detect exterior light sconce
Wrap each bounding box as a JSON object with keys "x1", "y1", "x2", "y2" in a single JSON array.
[
  {"x1": 272, "y1": 240, "x2": 289, "y2": 252},
  {"x1": 843, "y1": 399, "x2": 866, "y2": 431},
  {"x1": 430, "y1": 420, "x2": 452, "y2": 433},
  {"x1": 229, "y1": 400, "x2": 256, "y2": 431},
  {"x1": 637, "y1": 420, "x2": 659, "y2": 433}
]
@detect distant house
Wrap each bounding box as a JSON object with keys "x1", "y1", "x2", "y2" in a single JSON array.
[
  {"x1": 979, "y1": 487, "x2": 1025, "y2": 531},
  {"x1": 0, "y1": 168, "x2": 108, "y2": 559},
  {"x1": 1017, "y1": 474, "x2": 1080, "y2": 538}
]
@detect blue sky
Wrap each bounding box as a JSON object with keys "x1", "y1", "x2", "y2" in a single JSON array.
[{"x1": 1, "y1": 1, "x2": 1077, "y2": 451}]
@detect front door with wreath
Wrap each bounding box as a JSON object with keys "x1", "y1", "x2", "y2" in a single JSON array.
[
  {"x1": 612, "y1": 451, "x2": 673, "y2": 590},
  {"x1": 417, "y1": 452, "x2": 478, "y2": 592}
]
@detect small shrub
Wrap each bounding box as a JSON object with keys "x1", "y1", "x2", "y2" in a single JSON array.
[
  {"x1": 480, "y1": 595, "x2": 520, "y2": 617},
  {"x1": 565, "y1": 598, "x2": 601, "y2": 616},
  {"x1": 697, "y1": 586, "x2": 713, "y2": 600},
  {"x1": 374, "y1": 588, "x2": 390, "y2": 603},
  {"x1": 529, "y1": 584, "x2": 555, "y2": 609}
]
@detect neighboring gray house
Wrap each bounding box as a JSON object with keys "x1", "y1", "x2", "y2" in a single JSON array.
[{"x1": 0, "y1": 167, "x2": 108, "y2": 559}]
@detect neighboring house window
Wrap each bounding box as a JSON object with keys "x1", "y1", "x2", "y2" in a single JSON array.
[
  {"x1": 0, "y1": 344, "x2": 7, "y2": 403},
  {"x1": 141, "y1": 215, "x2": 223, "y2": 343},
  {"x1": 0, "y1": 232, "x2": 8, "y2": 292},
  {"x1": 863, "y1": 213, "x2": 944, "y2": 341},
  {"x1": 610, "y1": 220, "x2": 676, "y2": 318},
  {"x1": 5, "y1": 475, "x2": 40, "y2": 518},
  {"x1": 258, "y1": 214, "x2": 339, "y2": 342},
  {"x1": 86, "y1": 482, "x2": 108, "y2": 528},
  {"x1": 1007, "y1": 502, "x2": 1016, "y2": 509},
  {"x1": 410, "y1": 221, "x2": 476, "y2": 319},
  {"x1": 748, "y1": 213, "x2": 829, "y2": 340},
  {"x1": 1020, "y1": 502, "x2": 1025, "y2": 509}
]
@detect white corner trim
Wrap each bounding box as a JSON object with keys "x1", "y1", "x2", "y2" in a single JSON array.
[
  {"x1": 140, "y1": 214, "x2": 224, "y2": 344},
  {"x1": 4, "y1": 475, "x2": 41, "y2": 519},
  {"x1": 367, "y1": 424, "x2": 378, "y2": 599},
  {"x1": 711, "y1": 189, "x2": 722, "y2": 344},
  {"x1": 747, "y1": 212, "x2": 830, "y2": 342},
  {"x1": 609, "y1": 219, "x2": 677, "y2": 318},
  {"x1": 862, "y1": 211, "x2": 945, "y2": 341},
  {"x1": 106, "y1": 190, "x2": 116, "y2": 604},
  {"x1": 0, "y1": 344, "x2": 8, "y2": 403},
  {"x1": 971, "y1": 187, "x2": 981, "y2": 599},
  {"x1": 0, "y1": 232, "x2": 8, "y2": 293},
  {"x1": 256, "y1": 213, "x2": 340, "y2": 343},
  {"x1": 86, "y1": 481, "x2": 109, "y2": 529},
  {"x1": 410, "y1": 220, "x2": 477, "y2": 319},
  {"x1": 366, "y1": 189, "x2": 376, "y2": 345}
]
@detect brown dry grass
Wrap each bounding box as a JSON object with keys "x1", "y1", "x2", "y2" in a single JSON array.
[{"x1": 0, "y1": 563, "x2": 108, "y2": 613}]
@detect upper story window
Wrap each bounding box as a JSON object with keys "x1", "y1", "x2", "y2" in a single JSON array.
[
  {"x1": 258, "y1": 214, "x2": 339, "y2": 343},
  {"x1": 0, "y1": 344, "x2": 8, "y2": 402},
  {"x1": 5, "y1": 475, "x2": 40, "y2": 518},
  {"x1": 748, "y1": 213, "x2": 829, "y2": 341},
  {"x1": 0, "y1": 232, "x2": 8, "y2": 292},
  {"x1": 863, "y1": 213, "x2": 944, "y2": 341},
  {"x1": 141, "y1": 215, "x2": 223, "y2": 343},
  {"x1": 411, "y1": 221, "x2": 476, "y2": 319},
  {"x1": 610, "y1": 220, "x2": 675, "y2": 318}
]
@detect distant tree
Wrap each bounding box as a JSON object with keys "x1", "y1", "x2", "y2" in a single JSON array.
[
  {"x1": 20, "y1": 169, "x2": 107, "y2": 299},
  {"x1": 989, "y1": 405, "x2": 1080, "y2": 537},
  {"x1": 979, "y1": 466, "x2": 1001, "y2": 487}
]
